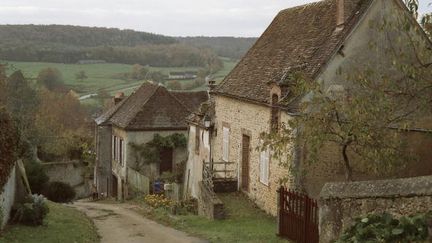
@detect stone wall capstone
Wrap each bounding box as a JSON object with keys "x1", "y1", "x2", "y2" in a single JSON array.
[{"x1": 319, "y1": 176, "x2": 432, "y2": 243}]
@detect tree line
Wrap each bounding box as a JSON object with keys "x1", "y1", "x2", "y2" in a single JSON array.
[{"x1": 0, "y1": 25, "x2": 255, "y2": 67}]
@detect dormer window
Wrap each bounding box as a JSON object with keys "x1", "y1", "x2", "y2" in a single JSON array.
[{"x1": 271, "y1": 94, "x2": 280, "y2": 132}]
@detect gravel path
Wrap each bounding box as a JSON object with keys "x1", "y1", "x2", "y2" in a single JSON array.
[{"x1": 71, "y1": 201, "x2": 206, "y2": 243}]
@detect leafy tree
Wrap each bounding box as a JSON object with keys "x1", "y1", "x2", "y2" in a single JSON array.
[
  {"x1": 130, "y1": 64, "x2": 149, "y2": 80},
  {"x1": 148, "y1": 71, "x2": 166, "y2": 83},
  {"x1": 35, "y1": 89, "x2": 90, "y2": 161},
  {"x1": 75, "y1": 70, "x2": 88, "y2": 82},
  {"x1": 36, "y1": 67, "x2": 65, "y2": 91},
  {"x1": 262, "y1": 2, "x2": 432, "y2": 182}
]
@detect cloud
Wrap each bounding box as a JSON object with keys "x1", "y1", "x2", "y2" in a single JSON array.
[{"x1": 0, "y1": 0, "x2": 430, "y2": 37}]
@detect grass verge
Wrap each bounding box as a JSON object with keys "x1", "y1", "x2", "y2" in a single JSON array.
[
  {"x1": 0, "y1": 201, "x2": 100, "y2": 243},
  {"x1": 131, "y1": 192, "x2": 288, "y2": 243}
]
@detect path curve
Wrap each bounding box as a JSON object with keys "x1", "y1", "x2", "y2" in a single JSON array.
[{"x1": 70, "y1": 201, "x2": 206, "y2": 243}]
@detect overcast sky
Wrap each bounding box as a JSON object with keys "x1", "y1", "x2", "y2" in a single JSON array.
[{"x1": 0, "y1": 0, "x2": 431, "y2": 37}]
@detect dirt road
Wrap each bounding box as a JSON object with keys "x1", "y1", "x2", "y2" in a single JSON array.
[{"x1": 71, "y1": 201, "x2": 206, "y2": 243}]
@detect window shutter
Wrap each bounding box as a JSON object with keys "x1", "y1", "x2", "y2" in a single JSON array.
[
  {"x1": 223, "y1": 127, "x2": 230, "y2": 161},
  {"x1": 264, "y1": 149, "x2": 270, "y2": 185},
  {"x1": 112, "y1": 136, "x2": 115, "y2": 159},
  {"x1": 259, "y1": 143, "x2": 270, "y2": 186}
]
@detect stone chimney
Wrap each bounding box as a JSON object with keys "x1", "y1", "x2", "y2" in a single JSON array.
[
  {"x1": 336, "y1": 0, "x2": 345, "y2": 29},
  {"x1": 208, "y1": 80, "x2": 217, "y2": 92},
  {"x1": 113, "y1": 92, "x2": 125, "y2": 105}
]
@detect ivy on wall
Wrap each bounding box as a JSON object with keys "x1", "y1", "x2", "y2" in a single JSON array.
[{"x1": 129, "y1": 133, "x2": 187, "y2": 171}]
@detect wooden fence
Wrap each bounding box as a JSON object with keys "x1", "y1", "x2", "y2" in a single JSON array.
[{"x1": 278, "y1": 187, "x2": 319, "y2": 243}]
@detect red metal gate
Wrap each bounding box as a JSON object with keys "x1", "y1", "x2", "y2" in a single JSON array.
[{"x1": 278, "y1": 187, "x2": 319, "y2": 243}]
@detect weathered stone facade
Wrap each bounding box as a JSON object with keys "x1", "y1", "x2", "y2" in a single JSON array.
[
  {"x1": 183, "y1": 124, "x2": 212, "y2": 199},
  {"x1": 94, "y1": 124, "x2": 112, "y2": 196},
  {"x1": 111, "y1": 126, "x2": 188, "y2": 200},
  {"x1": 319, "y1": 176, "x2": 432, "y2": 243},
  {"x1": 212, "y1": 95, "x2": 291, "y2": 216}
]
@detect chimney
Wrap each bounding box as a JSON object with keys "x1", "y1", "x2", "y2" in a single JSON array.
[
  {"x1": 208, "y1": 80, "x2": 217, "y2": 92},
  {"x1": 336, "y1": 0, "x2": 345, "y2": 29},
  {"x1": 113, "y1": 92, "x2": 124, "y2": 105}
]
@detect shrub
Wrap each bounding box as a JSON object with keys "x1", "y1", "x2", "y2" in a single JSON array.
[
  {"x1": 12, "y1": 194, "x2": 49, "y2": 226},
  {"x1": 44, "y1": 181, "x2": 76, "y2": 203},
  {"x1": 337, "y1": 212, "x2": 432, "y2": 243},
  {"x1": 24, "y1": 159, "x2": 49, "y2": 194}
]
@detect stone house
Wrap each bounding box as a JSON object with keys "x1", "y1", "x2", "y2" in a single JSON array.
[
  {"x1": 185, "y1": 0, "x2": 432, "y2": 216},
  {"x1": 94, "y1": 82, "x2": 207, "y2": 200}
]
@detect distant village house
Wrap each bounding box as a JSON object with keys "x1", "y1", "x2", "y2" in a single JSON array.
[{"x1": 94, "y1": 82, "x2": 207, "y2": 200}]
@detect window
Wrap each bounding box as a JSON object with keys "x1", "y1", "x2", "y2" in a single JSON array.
[
  {"x1": 271, "y1": 94, "x2": 280, "y2": 131},
  {"x1": 222, "y1": 126, "x2": 230, "y2": 162},
  {"x1": 259, "y1": 142, "x2": 270, "y2": 186},
  {"x1": 195, "y1": 127, "x2": 200, "y2": 154},
  {"x1": 119, "y1": 139, "x2": 123, "y2": 165},
  {"x1": 113, "y1": 136, "x2": 117, "y2": 160}
]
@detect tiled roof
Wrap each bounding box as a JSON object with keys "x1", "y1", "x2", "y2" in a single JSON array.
[
  {"x1": 95, "y1": 82, "x2": 208, "y2": 130},
  {"x1": 214, "y1": 0, "x2": 373, "y2": 105},
  {"x1": 171, "y1": 91, "x2": 209, "y2": 112}
]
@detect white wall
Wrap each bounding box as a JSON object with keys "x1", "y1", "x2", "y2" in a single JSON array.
[{"x1": 0, "y1": 164, "x2": 16, "y2": 230}]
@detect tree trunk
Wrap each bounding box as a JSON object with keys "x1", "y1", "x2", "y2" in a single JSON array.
[{"x1": 342, "y1": 144, "x2": 353, "y2": 181}]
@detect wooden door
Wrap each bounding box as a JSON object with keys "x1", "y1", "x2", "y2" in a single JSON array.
[
  {"x1": 112, "y1": 174, "x2": 118, "y2": 198},
  {"x1": 241, "y1": 135, "x2": 250, "y2": 192},
  {"x1": 160, "y1": 148, "x2": 173, "y2": 174}
]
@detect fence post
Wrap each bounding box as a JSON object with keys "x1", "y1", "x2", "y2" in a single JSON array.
[{"x1": 277, "y1": 187, "x2": 283, "y2": 236}]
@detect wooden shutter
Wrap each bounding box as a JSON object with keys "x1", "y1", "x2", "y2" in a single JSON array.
[
  {"x1": 223, "y1": 127, "x2": 230, "y2": 161},
  {"x1": 259, "y1": 144, "x2": 270, "y2": 186}
]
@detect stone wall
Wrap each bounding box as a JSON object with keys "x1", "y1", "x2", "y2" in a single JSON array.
[
  {"x1": 0, "y1": 163, "x2": 16, "y2": 230},
  {"x1": 319, "y1": 176, "x2": 432, "y2": 243},
  {"x1": 43, "y1": 161, "x2": 92, "y2": 199},
  {"x1": 213, "y1": 95, "x2": 291, "y2": 216},
  {"x1": 197, "y1": 182, "x2": 225, "y2": 220},
  {"x1": 128, "y1": 167, "x2": 150, "y2": 196}
]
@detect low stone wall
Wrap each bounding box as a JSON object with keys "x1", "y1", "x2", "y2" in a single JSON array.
[
  {"x1": 319, "y1": 176, "x2": 432, "y2": 243},
  {"x1": 0, "y1": 163, "x2": 16, "y2": 230},
  {"x1": 198, "y1": 182, "x2": 225, "y2": 220},
  {"x1": 164, "y1": 183, "x2": 182, "y2": 202},
  {"x1": 128, "y1": 168, "x2": 150, "y2": 196},
  {"x1": 43, "y1": 161, "x2": 92, "y2": 199}
]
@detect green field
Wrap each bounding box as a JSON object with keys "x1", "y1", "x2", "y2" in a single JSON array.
[{"x1": 2, "y1": 58, "x2": 237, "y2": 103}]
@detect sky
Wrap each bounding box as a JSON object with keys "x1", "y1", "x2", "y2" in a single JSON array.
[{"x1": 0, "y1": 0, "x2": 431, "y2": 37}]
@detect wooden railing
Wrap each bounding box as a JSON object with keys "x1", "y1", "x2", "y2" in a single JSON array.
[
  {"x1": 202, "y1": 160, "x2": 214, "y2": 191},
  {"x1": 204, "y1": 161, "x2": 236, "y2": 180}
]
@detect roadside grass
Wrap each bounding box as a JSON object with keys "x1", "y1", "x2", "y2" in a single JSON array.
[
  {"x1": 131, "y1": 192, "x2": 288, "y2": 243},
  {"x1": 0, "y1": 201, "x2": 100, "y2": 243}
]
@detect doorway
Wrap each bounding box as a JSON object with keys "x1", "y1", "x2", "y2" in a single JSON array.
[
  {"x1": 160, "y1": 148, "x2": 173, "y2": 174},
  {"x1": 241, "y1": 135, "x2": 250, "y2": 192}
]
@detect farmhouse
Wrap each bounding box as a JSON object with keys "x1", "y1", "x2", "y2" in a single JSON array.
[
  {"x1": 94, "y1": 82, "x2": 207, "y2": 200},
  {"x1": 184, "y1": 0, "x2": 432, "y2": 216}
]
